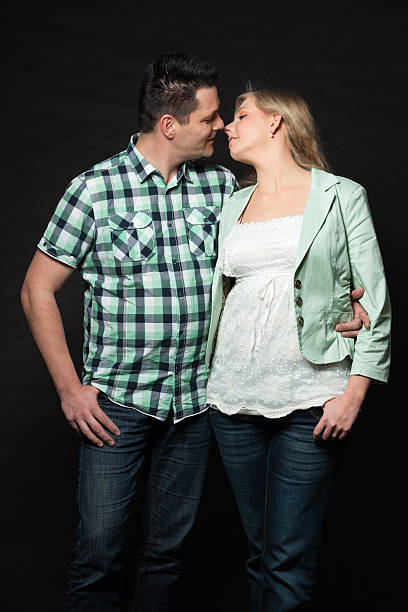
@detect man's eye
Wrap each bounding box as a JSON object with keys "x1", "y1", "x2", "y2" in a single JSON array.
[{"x1": 238, "y1": 115, "x2": 246, "y2": 120}]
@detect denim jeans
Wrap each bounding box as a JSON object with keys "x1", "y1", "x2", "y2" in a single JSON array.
[
  {"x1": 210, "y1": 406, "x2": 342, "y2": 612},
  {"x1": 64, "y1": 394, "x2": 213, "y2": 612}
]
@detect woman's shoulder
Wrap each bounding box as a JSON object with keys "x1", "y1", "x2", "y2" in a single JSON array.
[
  {"x1": 313, "y1": 167, "x2": 364, "y2": 196},
  {"x1": 334, "y1": 173, "x2": 365, "y2": 196},
  {"x1": 319, "y1": 170, "x2": 370, "y2": 217}
]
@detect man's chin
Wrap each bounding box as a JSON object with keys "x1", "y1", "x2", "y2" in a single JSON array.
[
  {"x1": 202, "y1": 142, "x2": 215, "y2": 157},
  {"x1": 188, "y1": 143, "x2": 215, "y2": 160}
]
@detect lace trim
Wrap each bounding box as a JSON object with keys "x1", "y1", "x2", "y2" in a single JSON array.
[
  {"x1": 237, "y1": 214, "x2": 303, "y2": 228},
  {"x1": 205, "y1": 395, "x2": 343, "y2": 420}
]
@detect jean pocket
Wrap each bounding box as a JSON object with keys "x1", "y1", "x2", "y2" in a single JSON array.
[
  {"x1": 309, "y1": 406, "x2": 324, "y2": 421},
  {"x1": 97, "y1": 393, "x2": 118, "y2": 413},
  {"x1": 207, "y1": 404, "x2": 220, "y2": 416}
]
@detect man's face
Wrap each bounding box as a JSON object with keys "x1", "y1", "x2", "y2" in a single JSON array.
[{"x1": 174, "y1": 87, "x2": 224, "y2": 159}]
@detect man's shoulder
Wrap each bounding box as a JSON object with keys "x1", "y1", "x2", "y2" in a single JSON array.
[{"x1": 73, "y1": 147, "x2": 130, "y2": 186}]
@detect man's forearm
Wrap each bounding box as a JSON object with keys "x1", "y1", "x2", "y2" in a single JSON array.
[{"x1": 21, "y1": 286, "x2": 82, "y2": 398}]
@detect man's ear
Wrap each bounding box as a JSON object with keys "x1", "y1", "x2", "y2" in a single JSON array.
[{"x1": 159, "y1": 114, "x2": 177, "y2": 139}]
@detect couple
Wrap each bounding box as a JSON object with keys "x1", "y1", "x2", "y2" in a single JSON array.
[{"x1": 21, "y1": 54, "x2": 391, "y2": 611}]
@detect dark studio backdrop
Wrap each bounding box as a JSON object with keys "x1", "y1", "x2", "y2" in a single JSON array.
[{"x1": 3, "y1": 1, "x2": 406, "y2": 610}]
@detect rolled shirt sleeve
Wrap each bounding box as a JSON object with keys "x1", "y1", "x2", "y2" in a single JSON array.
[{"x1": 37, "y1": 176, "x2": 95, "y2": 268}]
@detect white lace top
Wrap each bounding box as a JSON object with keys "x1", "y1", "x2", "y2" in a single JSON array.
[{"x1": 206, "y1": 215, "x2": 351, "y2": 419}]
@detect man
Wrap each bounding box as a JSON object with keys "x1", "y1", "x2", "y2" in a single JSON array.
[{"x1": 21, "y1": 54, "x2": 367, "y2": 611}]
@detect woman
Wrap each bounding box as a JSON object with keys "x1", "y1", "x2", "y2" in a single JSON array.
[{"x1": 205, "y1": 89, "x2": 391, "y2": 611}]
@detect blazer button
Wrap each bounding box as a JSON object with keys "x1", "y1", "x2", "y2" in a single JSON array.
[
  {"x1": 298, "y1": 316, "x2": 304, "y2": 327},
  {"x1": 294, "y1": 279, "x2": 302, "y2": 289},
  {"x1": 296, "y1": 296, "x2": 303, "y2": 307}
]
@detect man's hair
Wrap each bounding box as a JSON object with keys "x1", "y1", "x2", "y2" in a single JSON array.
[{"x1": 138, "y1": 54, "x2": 218, "y2": 133}]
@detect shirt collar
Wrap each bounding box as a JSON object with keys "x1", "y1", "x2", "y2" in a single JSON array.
[{"x1": 127, "y1": 134, "x2": 193, "y2": 184}]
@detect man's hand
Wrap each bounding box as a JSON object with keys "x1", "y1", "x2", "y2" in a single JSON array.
[
  {"x1": 21, "y1": 251, "x2": 121, "y2": 448},
  {"x1": 60, "y1": 385, "x2": 121, "y2": 447},
  {"x1": 334, "y1": 287, "x2": 370, "y2": 339}
]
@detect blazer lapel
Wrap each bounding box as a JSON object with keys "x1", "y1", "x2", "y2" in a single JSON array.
[
  {"x1": 224, "y1": 184, "x2": 257, "y2": 235},
  {"x1": 295, "y1": 168, "x2": 339, "y2": 269}
]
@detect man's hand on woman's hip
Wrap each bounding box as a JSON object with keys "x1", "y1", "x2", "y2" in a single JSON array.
[{"x1": 334, "y1": 287, "x2": 370, "y2": 338}]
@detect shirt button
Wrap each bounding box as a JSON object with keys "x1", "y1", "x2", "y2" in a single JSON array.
[
  {"x1": 296, "y1": 296, "x2": 303, "y2": 307},
  {"x1": 298, "y1": 316, "x2": 304, "y2": 327},
  {"x1": 178, "y1": 288, "x2": 184, "y2": 297},
  {"x1": 168, "y1": 221, "x2": 173, "y2": 227},
  {"x1": 294, "y1": 279, "x2": 302, "y2": 289}
]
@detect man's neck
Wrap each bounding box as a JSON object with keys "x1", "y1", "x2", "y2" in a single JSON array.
[{"x1": 136, "y1": 132, "x2": 185, "y2": 185}]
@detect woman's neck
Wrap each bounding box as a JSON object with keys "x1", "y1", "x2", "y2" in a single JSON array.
[{"x1": 254, "y1": 154, "x2": 310, "y2": 196}]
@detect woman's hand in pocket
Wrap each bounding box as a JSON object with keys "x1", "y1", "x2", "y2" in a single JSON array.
[
  {"x1": 313, "y1": 396, "x2": 361, "y2": 441},
  {"x1": 313, "y1": 375, "x2": 371, "y2": 441}
]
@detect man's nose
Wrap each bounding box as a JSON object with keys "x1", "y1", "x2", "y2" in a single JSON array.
[{"x1": 214, "y1": 115, "x2": 225, "y2": 131}]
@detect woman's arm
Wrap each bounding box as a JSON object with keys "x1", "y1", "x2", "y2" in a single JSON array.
[
  {"x1": 345, "y1": 185, "x2": 391, "y2": 381},
  {"x1": 314, "y1": 184, "x2": 391, "y2": 440}
]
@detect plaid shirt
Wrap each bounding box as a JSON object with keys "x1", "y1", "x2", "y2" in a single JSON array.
[{"x1": 38, "y1": 134, "x2": 238, "y2": 422}]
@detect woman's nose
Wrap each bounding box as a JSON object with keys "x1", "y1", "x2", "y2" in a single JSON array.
[{"x1": 224, "y1": 121, "x2": 234, "y2": 134}]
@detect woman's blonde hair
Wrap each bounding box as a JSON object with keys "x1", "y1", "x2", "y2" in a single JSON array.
[{"x1": 235, "y1": 88, "x2": 331, "y2": 186}]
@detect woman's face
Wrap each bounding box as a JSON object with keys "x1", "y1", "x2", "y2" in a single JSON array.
[{"x1": 224, "y1": 95, "x2": 275, "y2": 164}]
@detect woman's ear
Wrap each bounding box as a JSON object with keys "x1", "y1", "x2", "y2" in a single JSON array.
[{"x1": 269, "y1": 113, "x2": 283, "y2": 136}]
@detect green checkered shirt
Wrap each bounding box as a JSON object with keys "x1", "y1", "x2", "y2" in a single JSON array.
[{"x1": 38, "y1": 134, "x2": 238, "y2": 422}]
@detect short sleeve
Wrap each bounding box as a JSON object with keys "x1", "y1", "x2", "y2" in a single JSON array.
[{"x1": 37, "y1": 176, "x2": 96, "y2": 269}]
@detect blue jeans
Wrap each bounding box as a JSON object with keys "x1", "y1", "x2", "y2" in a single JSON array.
[
  {"x1": 65, "y1": 394, "x2": 213, "y2": 612},
  {"x1": 210, "y1": 407, "x2": 342, "y2": 612}
]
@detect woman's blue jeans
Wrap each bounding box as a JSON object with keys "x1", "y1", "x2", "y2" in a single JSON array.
[
  {"x1": 210, "y1": 406, "x2": 342, "y2": 612},
  {"x1": 64, "y1": 394, "x2": 213, "y2": 612}
]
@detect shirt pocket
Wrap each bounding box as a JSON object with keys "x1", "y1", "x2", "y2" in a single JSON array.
[
  {"x1": 108, "y1": 211, "x2": 156, "y2": 262},
  {"x1": 183, "y1": 206, "x2": 220, "y2": 257}
]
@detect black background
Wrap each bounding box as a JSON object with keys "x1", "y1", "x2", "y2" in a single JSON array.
[{"x1": 3, "y1": 1, "x2": 405, "y2": 610}]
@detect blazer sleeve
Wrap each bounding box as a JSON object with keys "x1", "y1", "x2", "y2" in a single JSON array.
[{"x1": 344, "y1": 185, "x2": 391, "y2": 382}]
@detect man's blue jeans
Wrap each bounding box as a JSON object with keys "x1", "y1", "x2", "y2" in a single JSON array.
[
  {"x1": 210, "y1": 406, "x2": 342, "y2": 612},
  {"x1": 64, "y1": 394, "x2": 213, "y2": 612}
]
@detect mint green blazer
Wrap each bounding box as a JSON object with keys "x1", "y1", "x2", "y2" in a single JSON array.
[{"x1": 205, "y1": 168, "x2": 391, "y2": 382}]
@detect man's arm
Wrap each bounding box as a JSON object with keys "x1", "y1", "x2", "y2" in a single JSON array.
[
  {"x1": 21, "y1": 250, "x2": 120, "y2": 446},
  {"x1": 334, "y1": 287, "x2": 370, "y2": 338}
]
